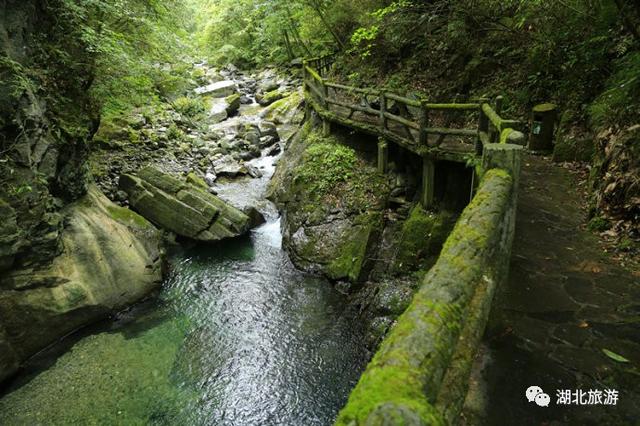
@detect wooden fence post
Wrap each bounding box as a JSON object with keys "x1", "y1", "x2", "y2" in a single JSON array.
[
  {"x1": 377, "y1": 138, "x2": 389, "y2": 174},
  {"x1": 419, "y1": 101, "x2": 429, "y2": 146},
  {"x1": 477, "y1": 102, "x2": 489, "y2": 156},
  {"x1": 379, "y1": 92, "x2": 387, "y2": 132},
  {"x1": 489, "y1": 96, "x2": 504, "y2": 143},
  {"x1": 321, "y1": 78, "x2": 329, "y2": 109},
  {"x1": 421, "y1": 156, "x2": 435, "y2": 208}
]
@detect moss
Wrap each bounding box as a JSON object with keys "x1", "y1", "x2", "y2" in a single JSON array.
[
  {"x1": 107, "y1": 205, "x2": 152, "y2": 229},
  {"x1": 393, "y1": 205, "x2": 455, "y2": 273},
  {"x1": 258, "y1": 89, "x2": 289, "y2": 106},
  {"x1": 326, "y1": 213, "x2": 381, "y2": 282},
  {"x1": 186, "y1": 172, "x2": 208, "y2": 189},
  {"x1": 335, "y1": 364, "x2": 444, "y2": 426},
  {"x1": 225, "y1": 93, "x2": 241, "y2": 113},
  {"x1": 292, "y1": 130, "x2": 388, "y2": 213},
  {"x1": 93, "y1": 119, "x2": 129, "y2": 145},
  {"x1": 127, "y1": 128, "x2": 141, "y2": 143},
  {"x1": 173, "y1": 96, "x2": 206, "y2": 117},
  {"x1": 336, "y1": 169, "x2": 514, "y2": 424},
  {"x1": 261, "y1": 90, "x2": 303, "y2": 124},
  {"x1": 167, "y1": 123, "x2": 184, "y2": 141}
]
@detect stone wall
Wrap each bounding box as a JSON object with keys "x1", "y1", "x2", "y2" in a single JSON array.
[{"x1": 335, "y1": 144, "x2": 522, "y2": 425}]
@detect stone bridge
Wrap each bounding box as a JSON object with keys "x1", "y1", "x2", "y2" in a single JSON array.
[{"x1": 303, "y1": 56, "x2": 524, "y2": 425}]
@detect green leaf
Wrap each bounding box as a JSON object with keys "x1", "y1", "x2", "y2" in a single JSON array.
[{"x1": 602, "y1": 349, "x2": 630, "y2": 363}]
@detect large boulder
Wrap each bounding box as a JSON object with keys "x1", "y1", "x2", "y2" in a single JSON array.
[
  {"x1": 0, "y1": 186, "x2": 163, "y2": 378},
  {"x1": 194, "y1": 80, "x2": 237, "y2": 97},
  {"x1": 208, "y1": 98, "x2": 228, "y2": 123},
  {"x1": 268, "y1": 125, "x2": 390, "y2": 283},
  {"x1": 119, "y1": 167, "x2": 250, "y2": 242},
  {"x1": 261, "y1": 89, "x2": 304, "y2": 126},
  {"x1": 256, "y1": 89, "x2": 288, "y2": 107}
]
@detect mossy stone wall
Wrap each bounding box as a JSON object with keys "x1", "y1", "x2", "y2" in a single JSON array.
[{"x1": 335, "y1": 167, "x2": 518, "y2": 425}]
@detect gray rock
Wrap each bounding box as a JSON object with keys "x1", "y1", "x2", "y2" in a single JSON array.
[
  {"x1": 194, "y1": 80, "x2": 237, "y2": 97},
  {"x1": 259, "y1": 121, "x2": 279, "y2": 139},
  {"x1": 259, "y1": 135, "x2": 278, "y2": 148},
  {"x1": 209, "y1": 99, "x2": 229, "y2": 123},
  {"x1": 119, "y1": 167, "x2": 250, "y2": 242},
  {"x1": 244, "y1": 163, "x2": 263, "y2": 178},
  {"x1": 244, "y1": 206, "x2": 266, "y2": 228},
  {"x1": 266, "y1": 144, "x2": 282, "y2": 157},
  {"x1": 213, "y1": 156, "x2": 245, "y2": 177},
  {"x1": 205, "y1": 172, "x2": 217, "y2": 186},
  {"x1": 259, "y1": 79, "x2": 279, "y2": 93}
]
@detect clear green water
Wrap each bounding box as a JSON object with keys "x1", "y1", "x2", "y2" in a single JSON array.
[{"x1": 0, "y1": 220, "x2": 368, "y2": 425}]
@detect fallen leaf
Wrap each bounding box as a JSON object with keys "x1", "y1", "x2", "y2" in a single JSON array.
[
  {"x1": 578, "y1": 321, "x2": 589, "y2": 328},
  {"x1": 602, "y1": 348, "x2": 630, "y2": 363}
]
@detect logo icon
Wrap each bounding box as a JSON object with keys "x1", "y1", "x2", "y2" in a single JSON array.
[{"x1": 526, "y1": 386, "x2": 550, "y2": 407}]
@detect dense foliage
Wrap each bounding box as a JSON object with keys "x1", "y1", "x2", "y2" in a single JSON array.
[
  {"x1": 191, "y1": 0, "x2": 639, "y2": 246},
  {"x1": 1, "y1": 0, "x2": 196, "y2": 125}
]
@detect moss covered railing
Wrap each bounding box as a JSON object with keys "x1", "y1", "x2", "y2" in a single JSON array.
[
  {"x1": 335, "y1": 142, "x2": 523, "y2": 425},
  {"x1": 303, "y1": 55, "x2": 525, "y2": 160}
]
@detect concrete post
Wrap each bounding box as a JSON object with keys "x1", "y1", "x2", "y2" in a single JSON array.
[
  {"x1": 481, "y1": 143, "x2": 523, "y2": 190},
  {"x1": 377, "y1": 139, "x2": 388, "y2": 174},
  {"x1": 528, "y1": 103, "x2": 558, "y2": 153},
  {"x1": 421, "y1": 156, "x2": 435, "y2": 208}
]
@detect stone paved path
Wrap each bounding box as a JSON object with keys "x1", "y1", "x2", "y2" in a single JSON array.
[{"x1": 483, "y1": 155, "x2": 640, "y2": 425}]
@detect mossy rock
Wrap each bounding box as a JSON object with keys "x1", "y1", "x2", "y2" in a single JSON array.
[
  {"x1": 93, "y1": 119, "x2": 129, "y2": 148},
  {"x1": 0, "y1": 186, "x2": 163, "y2": 364},
  {"x1": 261, "y1": 90, "x2": 304, "y2": 125},
  {"x1": 393, "y1": 205, "x2": 455, "y2": 273},
  {"x1": 224, "y1": 93, "x2": 241, "y2": 114},
  {"x1": 119, "y1": 167, "x2": 250, "y2": 242},
  {"x1": 325, "y1": 212, "x2": 383, "y2": 282},
  {"x1": 186, "y1": 172, "x2": 208, "y2": 189},
  {"x1": 274, "y1": 126, "x2": 390, "y2": 283},
  {"x1": 257, "y1": 89, "x2": 288, "y2": 107}
]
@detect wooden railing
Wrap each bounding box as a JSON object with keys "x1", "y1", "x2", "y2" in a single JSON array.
[{"x1": 303, "y1": 55, "x2": 524, "y2": 159}]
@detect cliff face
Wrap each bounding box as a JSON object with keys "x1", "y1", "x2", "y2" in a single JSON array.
[
  {"x1": 0, "y1": 0, "x2": 163, "y2": 382},
  {"x1": 0, "y1": 0, "x2": 96, "y2": 274}
]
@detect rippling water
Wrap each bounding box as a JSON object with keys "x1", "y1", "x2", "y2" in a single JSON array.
[
  {"x1": 0, "y1": 219, "x2": 368, "y2": 425},
  {"x1": 1, "y1": 88, "x2": 367, "y2": 425}
]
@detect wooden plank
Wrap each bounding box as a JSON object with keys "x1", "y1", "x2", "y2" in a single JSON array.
[
  {"x1": 425, "y1": 127, "x2": 477, "y2": 137},
  {"x1": 380, "y1": 93, "x2": 387, "y2": 131},
  {"x1": 307, "y1": 80, "x2": 326, "y2": 104},
  {"x1": 419, "y1": 104, "x2": 429, "y2": 146},
  {"x1": 378, "y1": 139, "x2": 389, "y2": 174},
  {"x1": 325, "y1": 82, "x2": 380, "y2": 96},
  {"x1": 478, "y1": 131, "x2": 491, "y2": 146},
  {"x1": 425, "y1": 103, "x2": 480, "y2": 110},
  {"x1": 421, "y1": 157, "x2": 436, "y2": 208},
  {"x1": 385, "y1": 92, "x2": 422, "y2": 107},
  {"x1": 383, "y1": 112, "x2": 420, "y2": 130},
  {"x1": 326, "y1": 98, "x2": 378, "y2": 116},
  {"x1": 304, "y1": 65, "x2": 323, "y2": 84},
  {"x1": 482, "y1": 103, "x2": 503, "y2": 130}
]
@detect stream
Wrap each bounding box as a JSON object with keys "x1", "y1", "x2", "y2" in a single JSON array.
[{"x1": 0, "y1": 72, "x2": 369, "y2": 425}]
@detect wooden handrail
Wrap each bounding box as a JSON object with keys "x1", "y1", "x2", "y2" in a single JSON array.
[
  {"x1": 303, "y1": 56, "x2": 520, "y2": 156},
  {"x1": 384, "y1": 92, "x2": 422, "y2": 108}
]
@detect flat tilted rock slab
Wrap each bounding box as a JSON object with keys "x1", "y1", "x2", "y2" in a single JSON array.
[
  {"x1": 120, "y1": 167, "x2": 250, "y2": 242},
  {"x1": 194, "y1": 80, "x2": 237, "y2": 97}
]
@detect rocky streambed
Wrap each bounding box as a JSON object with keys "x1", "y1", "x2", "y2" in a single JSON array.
[
  {"x1": 1, "y1": 59, "x2": 460, "y2": 424},
  {"x1": 0, "y1": 63, "x2": 369, "y2": 425}
]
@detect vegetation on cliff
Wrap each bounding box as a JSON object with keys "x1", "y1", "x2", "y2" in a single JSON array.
[{"x1": 189, "y1": 0, "x2": 639, "y2": 254}]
